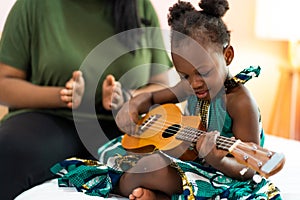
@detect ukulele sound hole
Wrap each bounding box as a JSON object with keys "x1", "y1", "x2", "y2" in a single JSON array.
[{"x1": 162, "y1": 124, "x2": 181, "y2": 138}]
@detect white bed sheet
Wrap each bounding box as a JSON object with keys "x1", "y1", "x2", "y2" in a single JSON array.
[
  {"x1": 263, "y1": 135, "x2": 300, "y2": 199},
  {"x1": 15, "y1": 134, "x2": 300, "y2": 200},
  {"x1": 15, "y1": 179, "x2": 126, "y2": 200}
]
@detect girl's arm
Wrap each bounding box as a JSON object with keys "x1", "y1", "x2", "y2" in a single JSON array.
[{"x1": 197, "y1": 86, "x2": 261, "y2": 180}]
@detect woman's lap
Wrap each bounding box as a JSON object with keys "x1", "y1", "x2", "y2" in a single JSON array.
[{"x1": 0, "y1": 112, "x2": 91, "y2": 199}]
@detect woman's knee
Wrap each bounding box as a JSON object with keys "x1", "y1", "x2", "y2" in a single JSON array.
[{"x1": 0, "y1": 127, "x2": 24, "y2": 163}]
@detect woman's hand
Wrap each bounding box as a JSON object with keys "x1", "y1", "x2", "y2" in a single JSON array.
[
  {"x1": 60, "y1": 70, "x2": 85, "y2": 109},
  {"x1": 102, "y1": 74, "x2": 125, "y2": 110}
]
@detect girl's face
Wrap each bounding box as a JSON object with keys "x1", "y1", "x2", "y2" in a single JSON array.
[{"x1": 171, "y1": 41, "x2": 228, "y2": 100}]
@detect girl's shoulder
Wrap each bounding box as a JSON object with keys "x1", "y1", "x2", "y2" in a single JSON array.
[{"x1": 226, "y1": 85, "x2": 258, "y2": 116}]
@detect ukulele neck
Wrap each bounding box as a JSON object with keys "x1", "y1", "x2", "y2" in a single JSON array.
[{"x1": 175, "y1": 126, "x2": 237, "y2": 152}]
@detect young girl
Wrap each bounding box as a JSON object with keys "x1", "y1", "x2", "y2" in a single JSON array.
[
  {"x1": 52, "y1": 0, "x2": 282, "y2": 199},
  {"x1": 111, "y1": 0, "x2": 282, "y2": 199}
]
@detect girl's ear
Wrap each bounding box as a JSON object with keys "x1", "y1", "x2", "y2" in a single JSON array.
[{"x1": 224, "y1": 45, "x2": 234, "y2": 66}]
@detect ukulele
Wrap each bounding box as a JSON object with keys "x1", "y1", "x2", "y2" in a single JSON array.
[{"x1": 121, "y1": 103, "x2": 285, "y2": 178}]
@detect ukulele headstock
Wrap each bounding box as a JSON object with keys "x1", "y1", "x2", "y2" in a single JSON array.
[{"x1": 229, "y1": 140, "x2": 285, "y2": 178}]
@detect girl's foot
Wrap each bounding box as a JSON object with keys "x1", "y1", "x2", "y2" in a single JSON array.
[{"x1": 129, "y1": 188, "x2": 170, "y2": 200}]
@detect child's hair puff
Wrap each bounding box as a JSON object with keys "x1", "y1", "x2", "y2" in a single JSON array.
[
  {"x1": 168, "y1": 0, "x2": 231, "y2": 51},
  {"x1": 200, "y1": 0, "x2": 229, "y2": 18}
]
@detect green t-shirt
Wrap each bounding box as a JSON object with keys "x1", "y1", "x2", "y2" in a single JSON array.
[{"x1": 0, "y1": 0, "x2": 172, "y2": 121}]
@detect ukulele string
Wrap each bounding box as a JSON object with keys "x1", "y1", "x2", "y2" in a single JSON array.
[
  {"x1": 138, "y1": 118, "x2": 239, "y2": 149},
  {"x1": 137, "y1": 117, "x2": 270, "y2": 156},
  {"x1": 208, "y1": 136, "x2": 272, "y2": 176},
  {"x1": 216, "y1": 136, "x2": 270, "y2": 157},
  {"x1": 142, "y1": 117, "x2": 244, "y2": 148},
  {"x1": 138, "y1": 117, "x2": 204, "y2": 141},
  {"x1": 140, "y1": 118, "x2": 268, "y2": 169},
  {"x1": 141, "y1": 117, "x2": 238, "y2": 147},
  {"x1": 209, "y1": 135, "x2": 271, "y2": 164},
  {"x1": 136, "y1": 117, "x2": 273, "y2": 172}
]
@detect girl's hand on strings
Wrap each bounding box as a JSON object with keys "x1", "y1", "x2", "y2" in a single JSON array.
[{"x1": 196, "y1": 131, "x2": 228, "y2": 162}]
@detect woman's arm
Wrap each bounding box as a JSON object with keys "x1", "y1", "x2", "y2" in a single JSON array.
[{"x1": 0, "y1": 63, "x2": 68, "y2": 109}]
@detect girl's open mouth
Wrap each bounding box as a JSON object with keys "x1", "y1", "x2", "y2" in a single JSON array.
[{"x1": 195, "y1": 90, "x2": 208, "y2": 99}]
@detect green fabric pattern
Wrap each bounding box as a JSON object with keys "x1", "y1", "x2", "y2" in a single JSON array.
[
  {"x1": 50, "y1": 158, "x2": 122, "y2": 197},
  {"x1": 97, "y1": 137, "x2": 282, "y2": 199}
]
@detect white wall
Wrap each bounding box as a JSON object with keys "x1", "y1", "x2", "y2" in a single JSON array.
[
  {"x1": 0, "y1": 0, "x2": 15, "y2": 118},
  {"x1": 0, "y1": 0, "x2": 16, "y2": 32}
]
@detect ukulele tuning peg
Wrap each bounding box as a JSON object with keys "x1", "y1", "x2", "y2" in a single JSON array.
[
  {"x1": 267, "y1": 151, "x2": 273, "y2": 158},
  {"x1": 239, "y1": 167, "x2": 249, "y2": 175},
  {"x1": 257, "y1": 161, "x2": 263, "y2": 167},
  {"x1": 253, "y1": 174, "x2": 262, "y2": 184},
  {"x1": 243, "y1": 155, "x2": 249, "y2": 161},
  {"x1": 251, "y1": 144, "x2": 258, "y2": 151}
]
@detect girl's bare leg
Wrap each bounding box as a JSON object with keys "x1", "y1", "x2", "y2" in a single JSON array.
[{"x1": 115, "y1": 153, "x2": 183, "y2": 199}]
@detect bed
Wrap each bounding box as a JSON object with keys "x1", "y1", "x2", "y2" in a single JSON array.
[{"x1": 15, "y1": 134, "x2": 300, "y2": 200}]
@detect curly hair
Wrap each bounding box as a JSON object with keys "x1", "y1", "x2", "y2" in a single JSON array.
[{"x1": 168, "y1": 0, "x2": 231, "y2": 51}]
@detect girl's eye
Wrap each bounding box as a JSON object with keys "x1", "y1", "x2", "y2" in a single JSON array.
[
  {"x1": 200, "y1": 71, "x2": 209, "y2": 77},
  {"x1": 179, "y1": 74, "x2": 189, "y2": 80},
  {"x1": 177, "y1": 72, "x2": 187, "y2": 80},
  {"x1": 199, "y1": 70, "x2": 211, "y2": 77}
]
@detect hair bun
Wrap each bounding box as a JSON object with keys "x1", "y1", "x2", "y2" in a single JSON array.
[
  {"x1": 199, "y1": 0, "x2": 229, "y2": 17},
  {"x1": 168, "y1": 1, "x2": 195, "y2": 26}
]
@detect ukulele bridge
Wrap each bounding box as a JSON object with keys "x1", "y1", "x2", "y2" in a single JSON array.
[{"x1": 137, "y1": 114, "x2": 162, "y2": 135}]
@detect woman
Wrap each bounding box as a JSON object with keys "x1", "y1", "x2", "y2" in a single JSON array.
[{"x1": 0, "y1": 0, "x2": 172, "y2": 199}]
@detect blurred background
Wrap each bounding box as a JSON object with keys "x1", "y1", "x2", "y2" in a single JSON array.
[{"x1": 1, "y1": 0, "x2": 299, "y2": 140}]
